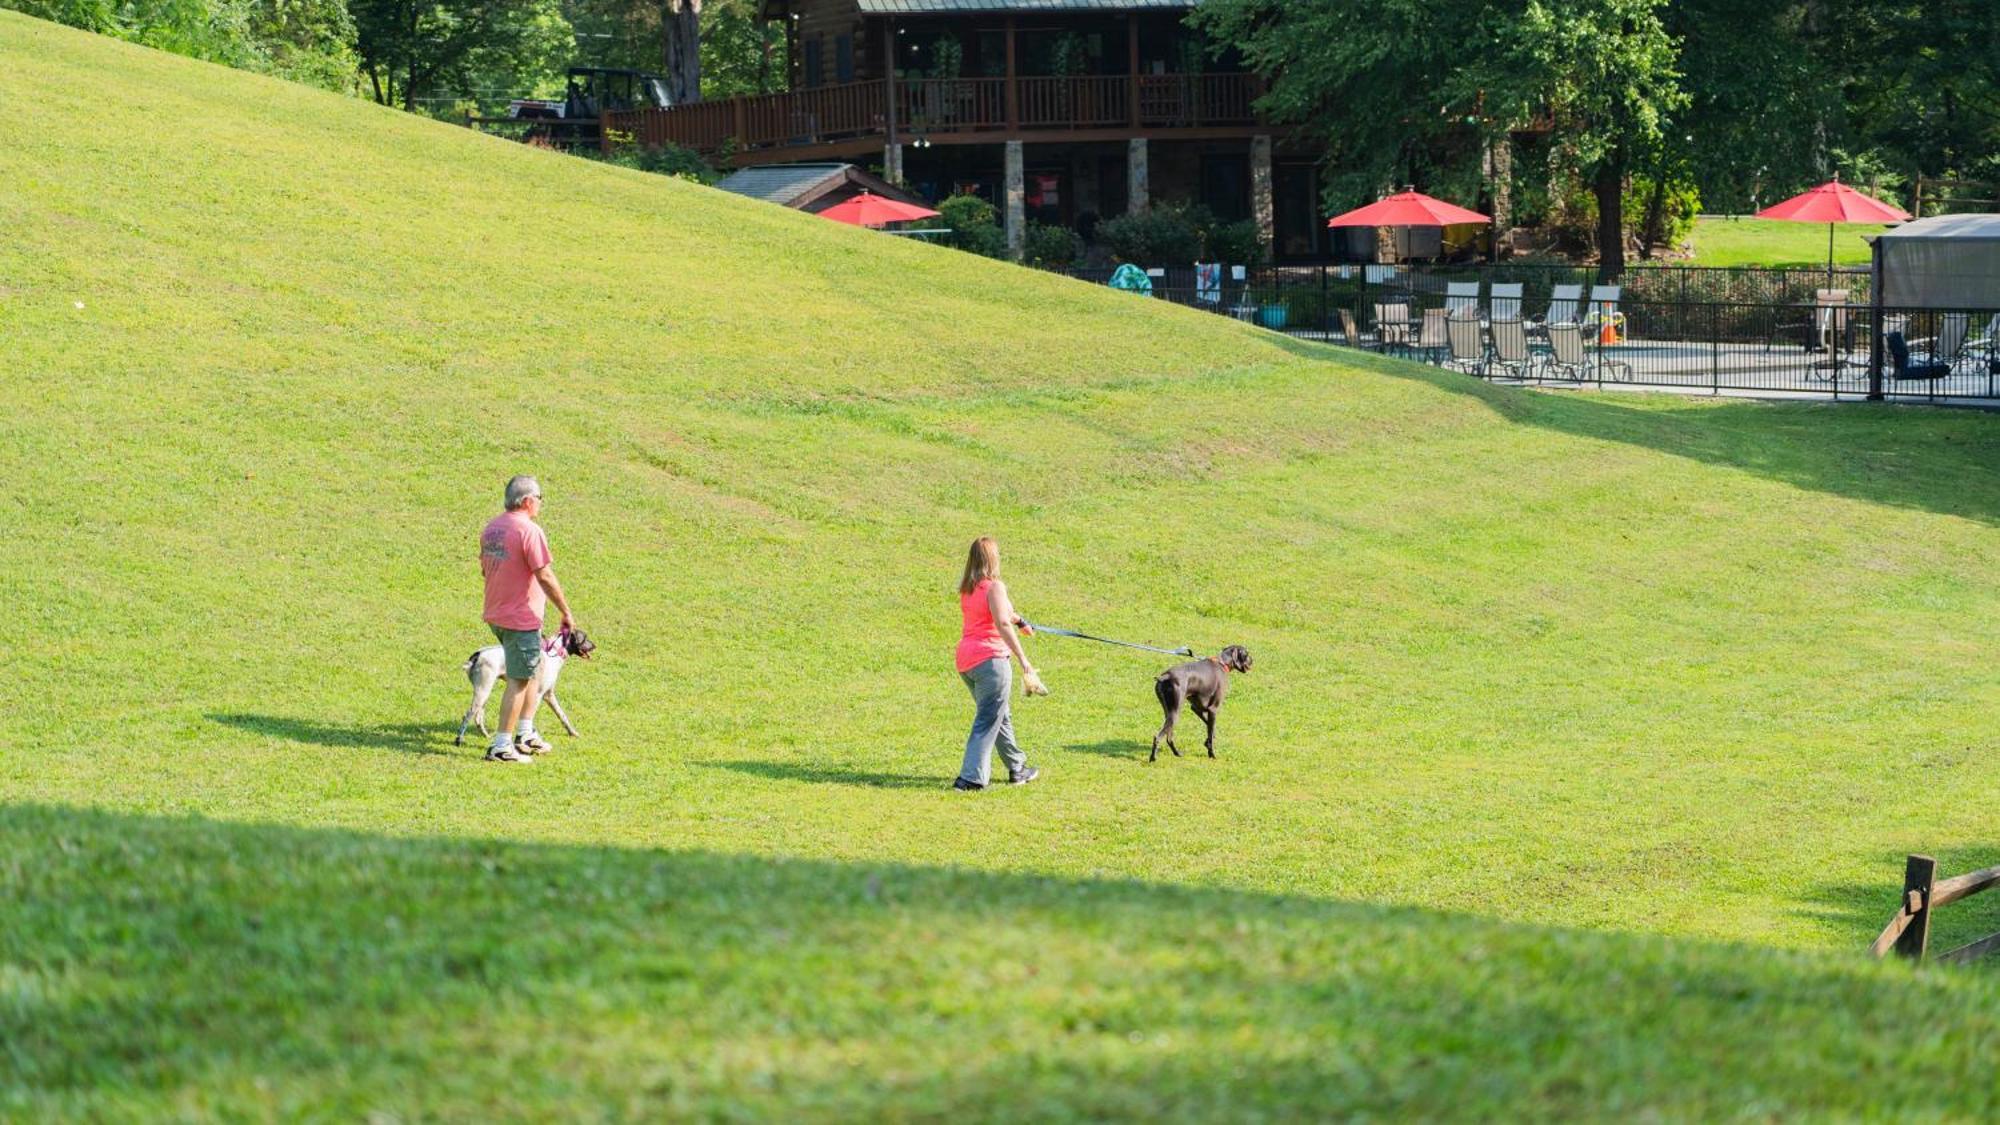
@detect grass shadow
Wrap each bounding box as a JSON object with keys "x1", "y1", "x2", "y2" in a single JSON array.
[
  {"x1": 1271, "y1": 336, "x2": 2000, "y2": 526},
  {"x1": 702, "y1": 758, "x2": 944, "y2": 790},
  {"x1": 1063, "y1": 738, "x2": 1149, "y2": 760},
  {"x1": 1799, "y1": 847, "x2": 2000, "y2": 958},
  {"x1": 206, "y1": 712, "x2": 455, "y2": 756},
  {"x1": 6, "y1": 800, "x2": 2000, "y2": 1119}
]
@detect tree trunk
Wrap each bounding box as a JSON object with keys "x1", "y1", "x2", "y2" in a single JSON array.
[
  {"x1": 662, "y1": 0, "x2": 702, "y2": 105},
  {"x1": 1638, "y1": 173, "x2": 1667, "y2": 260},
  {"x1": 1593, "y1": 151, "x2": 1625, "y2": 280}
]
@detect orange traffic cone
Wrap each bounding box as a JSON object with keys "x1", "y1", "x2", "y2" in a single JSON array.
[{"x1": 1599, "y1": 318, "x2": 1617, "y2": 346}]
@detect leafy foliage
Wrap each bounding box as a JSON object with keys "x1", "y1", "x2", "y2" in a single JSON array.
[
  {"x1": 1097, "y1": 203, "x2": 1204, "y2": 266},
  {"x1": 589, "y1": 137, "x2": 717, "y2": 183},
  {"x1": 1023, "y1": 220, "x2": 1083, "y2": 268},
  {"x1": 6, "y1": 0, "x2": 358, "y2": 89},
  {"x1": 936, "y1": 191, "x2": 1007, "y2": 258}
]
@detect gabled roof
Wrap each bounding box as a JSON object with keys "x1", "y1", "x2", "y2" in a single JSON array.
[
  {"x1": 713, "y1": 163, "x2": 923, "y2": 210},
  {"x1": 856, "y1": 0, "x2": 1194, "y2": 12}
]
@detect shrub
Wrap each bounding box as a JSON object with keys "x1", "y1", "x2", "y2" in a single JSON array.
[
  {"x1": 1097, "y1": 203, "x2": 1204, "y2": 267},
  {"x1": 1024, "y1": 222, "x2": 1084, "y2": 267},
  {"x1": 591, "y1": 140, "x2": 718, "y2": 185},
  {"x1": 1202, "y1": 218, "x2": 1266, "y2": 268},
  {"x1": 938, "y1": 193, "x2": 1008, "y2": 258}
]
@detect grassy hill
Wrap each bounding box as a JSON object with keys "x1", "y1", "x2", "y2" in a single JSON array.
[{"x1": 8, "y1": 11, "x2": 2000, "y2": 1118}]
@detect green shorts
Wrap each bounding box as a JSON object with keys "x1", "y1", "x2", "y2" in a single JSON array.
[{"x1": 490, "y1": 625, "x2": 544, "y2": 681}]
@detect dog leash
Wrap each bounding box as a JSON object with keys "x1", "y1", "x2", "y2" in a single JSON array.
[{"x1": 1022, "y1": 621, "x2": 1194, "y2": 658}]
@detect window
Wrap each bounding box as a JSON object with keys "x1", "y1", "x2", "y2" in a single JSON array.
[
  {"x1": 804, "y1": 35, "x2": 823, "y2": 87},
  {"x1": 836, "y1": 34, "x2": 854, "y2": 83}
]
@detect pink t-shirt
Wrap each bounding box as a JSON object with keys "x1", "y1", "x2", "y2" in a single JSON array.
[
  {"x1": 956, "y1": 578, "x2": 1012, "y2": 674},
  {"x1": 481, "y1": 510, "x2": 553, "y2": 630}
]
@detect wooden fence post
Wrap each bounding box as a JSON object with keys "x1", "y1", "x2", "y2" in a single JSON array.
[{"x1": 1894, "y1": 854, "x2": 1938, "y2": 962}]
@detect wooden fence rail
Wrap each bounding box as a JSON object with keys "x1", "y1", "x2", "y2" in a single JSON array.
[{"x1": 1869, "y1": 854, "x2": 2000, "y2": 964}]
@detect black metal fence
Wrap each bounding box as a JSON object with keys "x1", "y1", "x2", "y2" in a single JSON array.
[{"x1": 1055, "y1": 263, "x2": 2000, "y2": 402}]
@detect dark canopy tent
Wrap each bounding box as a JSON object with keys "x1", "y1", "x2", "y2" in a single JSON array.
[
  {"x1": 1873, "y1": 214, "x2": 2000, "y2": 308},
  {"x1": 1867, "y1": 213, "x2": 2000, "y2": 397}
]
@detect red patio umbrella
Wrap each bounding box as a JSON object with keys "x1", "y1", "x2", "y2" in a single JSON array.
[
  {"x1": 816, "y1": 191, "x2": 940, "y2": 229},
  {"x1": 1754, "y1": 178, "x2": 1909, "y2": 281},
  {"x1": 1327, "y1": 190, "x2": 1492, "y2": 229},
  {"x1": 1328, "y1": 190, "x2": 1490, "y2": 264}
]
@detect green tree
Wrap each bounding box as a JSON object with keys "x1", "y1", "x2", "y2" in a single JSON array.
[
  {"x1": 561, "y1": 0, "x2": 784, "y2": 99},
  {"x1": 350, "y1": 0, "x2": 570, "y2": 112}
]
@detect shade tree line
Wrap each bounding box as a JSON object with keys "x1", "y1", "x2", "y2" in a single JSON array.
[
  {"x1": 1193, "y1": 0, "x2": 1998, "y2": 272},
  {"x1": 6, "y1": 0, "x2": 781, "y2": 114}
]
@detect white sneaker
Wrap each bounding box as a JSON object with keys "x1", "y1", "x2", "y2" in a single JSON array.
[
  {"x1": 517, "y1": 732, "x2": 552, "y2": 755},
  {"x1": 485, "y1": 746, "x2": 533, "y2": 764}
]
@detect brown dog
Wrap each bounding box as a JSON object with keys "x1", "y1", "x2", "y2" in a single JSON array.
[{"x1": 1151, "y1": 645, "x2": 1252, "y2": 762}]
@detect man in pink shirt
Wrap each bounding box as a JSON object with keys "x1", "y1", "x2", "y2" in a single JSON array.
[{"x1": 479, "y1": 474, "x2": 578, "y2": 763}]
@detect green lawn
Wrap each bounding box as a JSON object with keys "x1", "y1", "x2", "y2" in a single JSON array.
[
  {"x1": 1685, "y1": 215, "x2": 1887, "y2": 268},
  {"x1": 8, "y1": 12, "x2": 2000, "y2": 1118}
]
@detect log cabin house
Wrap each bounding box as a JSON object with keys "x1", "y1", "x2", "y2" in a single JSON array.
[{"x1": 604, "y1": 0, "x2": 1341, "y2": 260}]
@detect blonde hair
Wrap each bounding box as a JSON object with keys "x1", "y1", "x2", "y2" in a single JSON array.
[{"x1": 959, "y1": 536, "x2": 1000, "y2": 595}]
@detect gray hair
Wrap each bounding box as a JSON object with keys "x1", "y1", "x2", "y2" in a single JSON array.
[{"x1": 504, "y1": 474, "x2": 541, "y2": 510}]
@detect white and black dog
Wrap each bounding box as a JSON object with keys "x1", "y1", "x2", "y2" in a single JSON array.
[{"x1": 455, "y1": 627, "x2": 596, "y2": 745}]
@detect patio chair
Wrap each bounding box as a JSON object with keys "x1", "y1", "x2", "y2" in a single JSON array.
[
  {"x1": 1806, "y1": 289, "x2": 1853, "y2": 378},
  {"x1": 1338, "y1": 307, "x2": 1373, "y2": 350},
  {"x1": 1885, "y1": 331, "x2": 1950, "y2": 381},
  {"x1": 1443, "y1": 309, "x2": 1486, "y2": 375},
  {"x1": 1578, "y1": 284, "x2": 1625, "y2": 342},
  {"x1": 1488, "y1": 316, "x2": 1538, "y2": 380},
  {"x1": 1444, "y1": 281, "x2": 1481, "y2": 317},
  {"x1": 1487, "y1": 283, "x2": 1525, "y2": 321},
  {"x1": 1415, "y1": 308, "x2": 1450, "y2": 363},
  {"x1": 1528, "y1": 284, "x2": 1584, "y2": 337},
  {"x1": 1374, "y1": 301, "x2": 1414, "y2": 353}
]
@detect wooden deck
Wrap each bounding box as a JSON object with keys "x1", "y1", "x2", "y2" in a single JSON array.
[{"x1": 604, "y1": 73, "x2": 1264, "y2": 165}]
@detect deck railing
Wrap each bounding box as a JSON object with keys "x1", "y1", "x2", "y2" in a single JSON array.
[{"x1": 604, "y1": 72, "x2": 1263, "y2": 156}]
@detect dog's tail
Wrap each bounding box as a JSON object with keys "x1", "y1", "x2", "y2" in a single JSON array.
[{"x1": 464, "y1": 651, "x2": 483, "y2": 680}]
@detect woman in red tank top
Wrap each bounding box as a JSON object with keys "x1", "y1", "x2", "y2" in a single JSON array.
[{"x1": 952, "y1": 537, "x2": 1047, "y2": 790}]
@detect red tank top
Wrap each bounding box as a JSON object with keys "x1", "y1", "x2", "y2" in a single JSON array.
[{"x1": 956, "y1": 578, "x2": 1011, "y2": 673}]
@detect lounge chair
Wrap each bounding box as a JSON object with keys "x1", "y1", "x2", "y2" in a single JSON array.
[
  {"x1": 1966, "y1": 312, "x2": 2000, "y2": 357},
  {"x1": 1415, "y1": 308, "x2": 1450, "y2": 363},
  {"x1": 1488, "y1": 316, "x2": 1538, "y2": 380},
  {"x1": 1529, "y1": 284, "x2": 1584, "y2": 336},
  {"x1": 1545, "y1": 321, "x2": 1631, "y2": 382},
  {"x1": 1886, "y1": 331, "x2": 1951, "y2": 380},
  {"x1": 1443, "y1": 309, "x2": 1486, "y2": 375},
  {"x1": 1487, "y1": 283, "x2": 1524, "y2": 321},
  {"x1": 1545, "y1": 322, "x2": 1592, "y2": 381},
  {"x1": 1444, "y1": 281, "x2": 1481, "y2": 318}
]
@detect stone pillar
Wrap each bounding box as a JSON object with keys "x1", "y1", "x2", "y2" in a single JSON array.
[
  {"x1": 1487, "y1": 137, "x2": 1512, "y2": 249},
  {"x1": 1250, "y1": 134, "x2": 1274, "y2": 257},
  {"x1": 1127, "y1": 137, "x2": 1149, "y2": 214},
  {"x1": 1004, "y1": 140, "x2": 1025, "y2": 260},
  {"x1": 884, "y1": 142, "x2": 904, "y2": 185}
]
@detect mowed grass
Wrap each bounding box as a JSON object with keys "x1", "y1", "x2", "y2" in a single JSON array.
[
  {"x1": 1685, "y1": 215, "x2": 1887, "y2": 268},
  {"x1": 7, "y1": 12, "x2": 2000, "y2": 1118}
]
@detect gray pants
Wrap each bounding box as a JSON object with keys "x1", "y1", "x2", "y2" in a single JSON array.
[{"x1": 959, "y1": 657, "x2": 1026, "y2": 786}]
